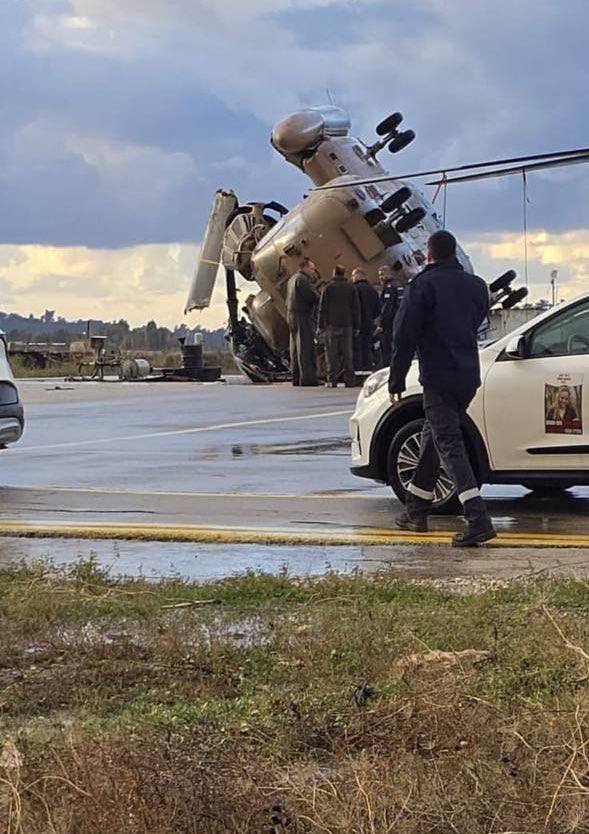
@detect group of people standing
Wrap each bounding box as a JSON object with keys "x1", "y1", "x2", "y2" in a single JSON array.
[
  {"x1": 286, "y1": 231, "x2": 496, "y2": 547},
  {"x1": 286, "y1": 258, "x2": 403, "y2": 388}
]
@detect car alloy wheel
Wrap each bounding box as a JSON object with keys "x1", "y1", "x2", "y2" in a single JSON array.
[{"x1": 396, "y1": 429, "x2": 456, "y2": 504}]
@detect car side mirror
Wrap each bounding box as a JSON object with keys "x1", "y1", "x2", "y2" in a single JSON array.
[{"x1": 505, "y1": 333, "x2": 526, "y2": 359}]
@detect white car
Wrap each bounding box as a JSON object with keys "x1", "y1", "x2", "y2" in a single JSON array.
[
  {"x1": 0, "y1": 333, "x2": 24, "y2": 448},
  {"x1": 350, "y1": 291, "x2": 589, "y2": 512}
]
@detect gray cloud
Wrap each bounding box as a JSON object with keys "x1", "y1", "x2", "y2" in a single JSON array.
[{"x1": 2, "y1": 0, "x2": 588, "y2": 250}]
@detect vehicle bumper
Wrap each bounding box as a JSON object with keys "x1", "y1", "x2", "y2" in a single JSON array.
[{"x1": 349, "y1": 389, "x2": 390, "y2": 481}]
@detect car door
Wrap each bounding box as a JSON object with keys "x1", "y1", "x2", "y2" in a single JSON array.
[{"x1": 483, "y1": 297, "x2": 589, "y2": 471}]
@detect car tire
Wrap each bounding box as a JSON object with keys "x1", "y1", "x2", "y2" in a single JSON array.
[{"x1": 387, "y1": 418, "x2": 464, "y2": 515}]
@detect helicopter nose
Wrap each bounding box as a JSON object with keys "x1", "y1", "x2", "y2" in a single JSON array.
[{"x1": 272, "y1": 110, "x2": 325, "y2": 154}]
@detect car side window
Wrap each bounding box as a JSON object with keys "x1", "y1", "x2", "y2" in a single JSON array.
[{"x1": 528, "y1": 300, "x2": 589, "y2": 357}]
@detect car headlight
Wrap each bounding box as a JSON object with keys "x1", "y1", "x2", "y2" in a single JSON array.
[{"x1": 362, "y1": 367, "x2": 389, "y2": 399}]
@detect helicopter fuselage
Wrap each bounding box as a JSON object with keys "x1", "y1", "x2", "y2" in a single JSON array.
[
  {"x1": 186, "y1": 106, "x2": 474, "y2": 380},
  {"x1": 249, "y1": 107, "x2": 472, "y2": 358}
]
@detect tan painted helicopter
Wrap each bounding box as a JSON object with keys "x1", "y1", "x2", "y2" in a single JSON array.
[{"x1": 184, "y1": 105, "x2": 589, "y2": 382}]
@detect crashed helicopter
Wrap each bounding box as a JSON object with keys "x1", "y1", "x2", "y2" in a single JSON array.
[{"x1": 184, "y1": 106, "x2": 589, "y2": 382}]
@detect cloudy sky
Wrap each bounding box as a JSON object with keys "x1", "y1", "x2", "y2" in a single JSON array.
[{"x1": 2, "y1": 0, "x2": 588, "y2": 328}]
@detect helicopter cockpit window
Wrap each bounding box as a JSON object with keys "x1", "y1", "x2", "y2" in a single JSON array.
[{"x1": 528, "y1": 299, "x2": 589, "y2": 357}]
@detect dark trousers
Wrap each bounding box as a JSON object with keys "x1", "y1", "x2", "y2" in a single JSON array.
[
  {"x1": 408, "y1": 387, "x2": 486, "y2": 516},
  {"x1": 354, "y1": 329, "x2": 374, "y2": 371},
  {"x1": 289, "y1": 319, "x2": 317, "y2": 386},
  {"x1": 380, "y1": 326, "x2": 393, "y2": 367},
  {"x1": 325, "y1": 326, "x2": 355, "y2": 386}
]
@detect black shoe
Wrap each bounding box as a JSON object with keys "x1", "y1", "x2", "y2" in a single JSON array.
[
  {"x1": 396, "y1": 512, "x2": 428, "y2": 533},
  {"x1": 396, "y1": 493, "x2": 431, "y2": 533},
  {"x1": 455, "y1": 497, "x2": 497, "y2": 547},
  {"x1": 452, "y1": 520, "x2": 496, "y2": 547}
]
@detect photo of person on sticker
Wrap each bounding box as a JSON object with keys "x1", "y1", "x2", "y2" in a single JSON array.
[{"x1": 545, "y1": 384, "x2": 582, "y2": 434}]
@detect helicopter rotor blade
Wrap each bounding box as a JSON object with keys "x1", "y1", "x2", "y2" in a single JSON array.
[
  {"x1": 314, "y1": 146, "x2": 589, "y2": 190},
  {"x1": 426, "y1": 152, "x2": 589, "y2": 185},
  {"x1": 184, "y1": 189, "x2": 238, "y2": 314}
]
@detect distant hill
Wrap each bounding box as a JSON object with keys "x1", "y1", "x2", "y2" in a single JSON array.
[{"x1": 0, "y1": 310, "x2": 228, "y2": 352}]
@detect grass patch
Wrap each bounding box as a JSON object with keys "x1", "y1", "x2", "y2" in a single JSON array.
[
  {"x1": 1, "y1": 560, "x2": 589, "y2": 832},
  {"x1": 9, "y1": 356, "x2": 80, "y2": 378}
]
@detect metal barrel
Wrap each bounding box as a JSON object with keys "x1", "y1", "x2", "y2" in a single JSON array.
[{"x1": 120, "y1": 358, "x2": 151, "y2": 381}]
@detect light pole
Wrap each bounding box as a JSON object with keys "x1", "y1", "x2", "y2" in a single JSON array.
[{"x1": 550, "y1": 269, "x2": 558, "y2": 306}]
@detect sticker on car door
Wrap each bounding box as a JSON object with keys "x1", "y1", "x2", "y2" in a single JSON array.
[{"x1": 545, "y1": 377, "x2": 583, "y2": 435}]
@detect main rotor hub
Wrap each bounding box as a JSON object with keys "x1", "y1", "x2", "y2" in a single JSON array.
[{"x1": 222, "y1": 204, "x2": 276, "y2": 280}]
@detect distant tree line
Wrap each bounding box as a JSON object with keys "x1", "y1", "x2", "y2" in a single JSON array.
[{"x1": 0, "y1": 310, "x2": 228, "y2": 352}]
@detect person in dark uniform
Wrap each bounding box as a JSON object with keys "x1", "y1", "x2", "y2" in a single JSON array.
[
  {"x1": 318, "y1": 265, "x2": 360, "y2": 387},
  {"x1": 378, "y1": 264, "x2": 402, "y2": 367},
  {"x1": 352, "y1": 268, "x2": 380, "y2": 371},
  {"x1": 286, "y1": 257, "x2": 319, "y2": 386},
  {"x1": 388, "y1": 230, "x2": 495, "y2": 547}
]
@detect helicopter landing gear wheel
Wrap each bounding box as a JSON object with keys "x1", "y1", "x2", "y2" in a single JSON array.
[
  {"x1": 381, "y1": 186, "x2": 411, "y2": 214},
  {"x1": 389, "y1": 130, "x2": 415, "y2": 153},
  {"x1": 502, "y1": 287, "x2": 529, "y2": 309},
  {"x1": 489, "y1": 270, "x2": 516, "y2": 293},
  {"x1": 376, "y1": 112, "x2": 403, "y2": 136},
  {"x1": 395, "y1": 207, "x2": 427, "y2": 234}
]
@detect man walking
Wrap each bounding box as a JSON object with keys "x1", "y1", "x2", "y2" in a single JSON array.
[
  {"x1": 388, "y1": 230, "x2": 495, "y2": 547},
  {"x1": 352, "y1": 268, "x2": 380, "y2": 371},
  {"x1": 286, "y1": 257, "x2": 319, "y2": 386},
  {"x1": 318, "y1": 265, "x2": 360, "y2": 387},
  {"x1": 378, "y1": 264, "x2": 402, "y2": 367}
]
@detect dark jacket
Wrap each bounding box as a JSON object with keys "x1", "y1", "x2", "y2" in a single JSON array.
[
  {"x1": 389, "y1": 258, "x2": 489, "y2": 395},
  {"x1": 318, "y1": 275, "x2": 361, "y2": 330},
  {"x1": 380, "y1": 281, "x2": 400, "y2": 331},
  {"x1": 286, "y1": 271, "x2": 319, "y2": 329},
  {"x1": 354, "y1": 279, "x2": 381, "y2": 332}
]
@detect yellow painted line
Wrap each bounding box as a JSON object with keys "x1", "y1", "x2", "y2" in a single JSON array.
[{"x1": 0, "y1": 520, "x2": 587, "y2": 548}]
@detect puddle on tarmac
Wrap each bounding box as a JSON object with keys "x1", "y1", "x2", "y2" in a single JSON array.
[
  {"x1": 231, "y1": 437, "x2": 350, "y2": 458},
  {"x1": 0, "y1": 536, "x2": 394, "y2": 581},
  {"x1": 188, "y1": 437, "x2": 351, "y2": 462}
]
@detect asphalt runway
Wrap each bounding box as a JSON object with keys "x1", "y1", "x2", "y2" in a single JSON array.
[{"x1": 0, "y1": 377, "x2": 587, "y2": 580}]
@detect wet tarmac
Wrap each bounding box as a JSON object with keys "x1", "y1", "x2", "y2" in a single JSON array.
[{"x1": 0, "y1": 377, "x2": 587, "y2": 580}]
